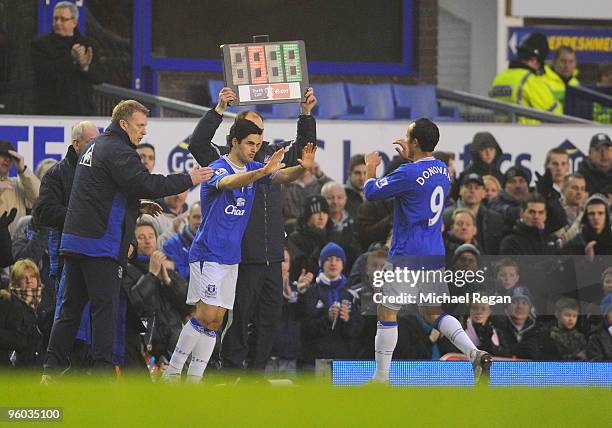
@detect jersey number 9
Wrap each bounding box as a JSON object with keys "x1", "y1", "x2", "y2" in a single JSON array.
[{"x1": 428, "y1": 185, "x2": 444, "y2": 227}]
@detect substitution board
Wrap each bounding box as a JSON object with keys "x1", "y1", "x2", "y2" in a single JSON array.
[{"x1": 221, "y1": 40, "x2": 309, "y2": 105}]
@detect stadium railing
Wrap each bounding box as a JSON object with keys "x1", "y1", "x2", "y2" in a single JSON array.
[
  {"x1": 93, "y1": 83, "x2": 235, "y2": 119},
  {"x1": 565, "y1": 85, "x2": 612, "y2": 123},
  {"x1": 93, "y1": 83, "x2": 596, "y2": 124}
]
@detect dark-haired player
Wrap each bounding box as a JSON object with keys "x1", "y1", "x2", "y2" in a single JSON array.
[
  {"x1": 163, "y1": 118, "x2": 316, "y2": 382},
  {"x1": 365, "y1": 118, "x2": 492, "y2": 384}
]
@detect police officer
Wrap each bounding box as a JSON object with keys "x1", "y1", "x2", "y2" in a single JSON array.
[
  {"x1": 542, "y1": 46, "x2": 580, "y2": 109},
  {"x1": 42, "y1": 100, "x2": 212, "y2": 378},
  {"x1": 490, "y1": 32, "x2": 561, "y2": 123}
]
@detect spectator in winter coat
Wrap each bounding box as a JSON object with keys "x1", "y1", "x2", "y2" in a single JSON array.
[
  {"x1": 494, "y1": 287, "x2": 541, "y2": 359},
  {"x1": 288, "y1": 195, "x2": 332, "y2": 281},
  {"x1": 540, "y1": 297, "x2": 587, "y2": 360},
  {"x1": 490, "y1": 166, "x2": 530, "y2": 233},
  {"x1": 162, "y1": 202, "x2": 202, "y2": 280},
  {"x1": 345, "y1": 154, "x2": 366, "y2": 219},
  {"x1": 561, "y1": 173, "x2": 588, "y2": 225},
  {"x1": 0, "y1": 259, "x2": 46, "y2": 367},
  {"x1": 464, "y1": 301, "x2": 510, "y2": 357},
  {"x1": 452, "y1": 132, "x2": 504, "y2": 201},
  {"x1": 499, "y1": 192, "x2": 557, "y2": 255},
  {"x1": 578, "y1": 133, "x2": 611, "y2": 195},
  {"x1": 443, "y1": 173, "x2": 504, "y2": 254},
  {"x1": 586, "y1": 294, "x2": 612, "y2": 361},
  {"x1": 563, "y1": 194, "x2": 612, "y2": 256},
  {"x1": 124, "y1": 218, "x2": 191, "y2": 368},
  {"x1": 0, "y1": 140, "x2": 40, "y2": 237},
  {"x1": 296, "y1": 243, "x2": 363, "y2": 365},
  {"x1": 266, "y1": 248, "x2": 313, "y2": 377},
  {"x1": 282, "y1": 165, "x2": 331, "y2": 226},
  {"x1": 444, "y1": 209, "x2": 483, "y2": 267},
  {"x1": 483, "y1": 175, "x2": 501, "y2": 206},
  {"x1": 321, "y1": 181, "x2": 362, "y2": 271}
]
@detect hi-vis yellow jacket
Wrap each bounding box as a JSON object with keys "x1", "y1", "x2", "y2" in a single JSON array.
[
  {"x1": 542, "y1": 64, "x2": 579, "y2": 109},
  {"x1": 490, "y1": 63, "x2": 561, "y2": 124}
]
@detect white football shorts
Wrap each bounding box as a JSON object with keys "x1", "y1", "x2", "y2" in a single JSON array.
[{"x1": 187, "y1": 261, "x2": 239, "y2": 309}]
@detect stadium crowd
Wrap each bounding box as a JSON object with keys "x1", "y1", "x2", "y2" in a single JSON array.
[
  {"x1": 0, "y1": 3, "x2": 610, "y2": 376},
  {"x1": 0, "y1": 119, "x2": 611, "y2": 377}
]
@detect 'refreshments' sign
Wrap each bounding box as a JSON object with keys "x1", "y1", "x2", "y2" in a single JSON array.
[{"x1": 508, "y1": 27, "x2": 612, "y2": 63}]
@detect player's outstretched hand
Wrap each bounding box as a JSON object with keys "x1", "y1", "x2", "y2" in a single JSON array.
[
  {"x1": 139, "y1": 199, "x2": 163, "y2": 217},
  {"x1": 215, "y1": 87, "x2": 237, "y2": 115},
  {"x1": 297, "y1": 142, "x2": 317, "y2": 171},
  {"x1": 300, "y1": 87, "x2": 317, "y2": 115},
  {"x1": 263, "y1": 148, "x2": 286, "y2": 175},
  {"x1": 393, "y1": 138, "x2": 410, "y2": 159},
  {"x1": 189, "y1": 166, "x2": 214, "y2": 185},
  {"x1": 365, "y1": 151, "x2": 381, "y2": 168}
]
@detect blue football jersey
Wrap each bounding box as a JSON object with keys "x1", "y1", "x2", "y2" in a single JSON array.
[
  {"x1": 189, "y1": 155, "x2": 271, "y2": 265},
  {"x1": 364, "y1": 157, "x2": 451, "y2": 268}
]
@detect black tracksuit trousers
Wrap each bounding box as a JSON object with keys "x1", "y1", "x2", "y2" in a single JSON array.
[{"x1": 44, "y1": 256, "x2": 121, "y2": 373}]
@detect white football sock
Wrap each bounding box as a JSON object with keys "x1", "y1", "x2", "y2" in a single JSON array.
[
  {"x1": 373, "y1": 321, "x2": 398, "y2": 381},
  {"x1": 165, "y1": 317, "x2": 203, "y2": 377},
  {"x1": 436, "y1": 314, "x2": 478, "y2": 361},
  {"x1": 186, "y1": 328, "x2": 217, "y2": 383}
]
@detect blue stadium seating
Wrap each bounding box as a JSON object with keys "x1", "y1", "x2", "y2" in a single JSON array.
[
  {"x1": 207, "y1": 80, "x2": 462, "y2": 121},
  {"x1": 256, "y1": 102, "x2": 300, "y2": 119},
  {"x1": 309, "y1": 83, "x2": 352, "y2": 119},
  {"x1": 345, "y1": 83, "x2": 395, "y2": 120},
  {"x1": 392, "y1": 84, "x2": 461, "y2": 121}
]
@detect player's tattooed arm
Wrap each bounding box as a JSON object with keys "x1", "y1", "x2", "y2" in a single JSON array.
[{"x1": 272, "y1": 142, "x2": 317, "y2": 184}]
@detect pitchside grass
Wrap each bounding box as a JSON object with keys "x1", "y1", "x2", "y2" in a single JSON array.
[{"x1": 0, "y1": 372, "x2": 609, "y2": 427}]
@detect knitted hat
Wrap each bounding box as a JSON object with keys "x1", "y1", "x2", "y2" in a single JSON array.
[
  {"x1": 454, "y1": 243, "x2": 481, "y2": 257},
  {"x1": 511, "y1": 286, "x2": 533, "y2": 307},
  {"x1": 302, "y1": 195, "x2": 329, "y2": 219},
  {"x1": 504, "y1": 166, "x2": 529, "y2": 184},
  {"x1": 319, "y1": 242, "x2": 346, "y2": 267}
]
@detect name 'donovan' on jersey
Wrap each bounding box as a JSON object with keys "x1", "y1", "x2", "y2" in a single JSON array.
[{"x1": 416, "y1": 165, "x2": 451, "y2": 186}]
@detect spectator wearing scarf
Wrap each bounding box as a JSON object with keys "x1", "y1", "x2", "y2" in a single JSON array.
[{"x1": 296, "y1": 243, "x2": 363, "y2": 366}]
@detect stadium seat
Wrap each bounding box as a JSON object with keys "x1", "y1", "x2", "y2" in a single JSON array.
[
  {"x1": 256, "y1": 102, "x2": 300, "y2": 119},
  {"x1": 310, "y1": 83, "x2": 352, "y2": 119},
  {"x1": 345, "y1": 83, "x2": 395, "y2": 120},
  {"x1": 206, "y1": 79, "x2": 250, "y2": 114},
  {"x1": 392, "y1": 84, "x2": 461, "y2": 121}
]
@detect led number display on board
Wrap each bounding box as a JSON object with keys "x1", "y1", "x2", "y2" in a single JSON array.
[{"x1": 221, "y1": 40, "x2": 309, "y2": 105}]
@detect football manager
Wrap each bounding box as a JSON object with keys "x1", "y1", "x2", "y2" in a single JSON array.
[{"x1": 43, "y1": 100, "x2": 212, "y2": 379}]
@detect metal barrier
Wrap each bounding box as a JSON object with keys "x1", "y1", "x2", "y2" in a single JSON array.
[
  {"x1": 93, "y1": 83, "x2": 237, "y2": 118},
  {"x1": 436, "y1": 87, "x2": 595, "y2": 124},
  {"x1": 565, "y1": 85, "x2": 612, "y2": 124},
  {"x1": 94, "y1": 82, "x2": 596, "y2": 124}
]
